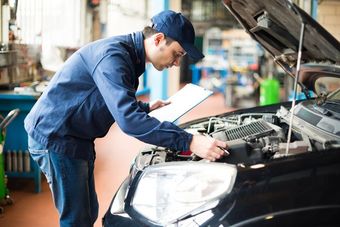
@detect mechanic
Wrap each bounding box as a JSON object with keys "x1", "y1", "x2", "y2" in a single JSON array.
[{"x1": 24, "y1": 10, "x2": 228, "y2": 227}]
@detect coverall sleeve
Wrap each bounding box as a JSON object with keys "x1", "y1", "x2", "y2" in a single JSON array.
[
  {"x1": 91, "y1": 53, "x2": 193, "y2": 151},
  {"x1": 137, "y1": 101, "x2": 150, "y2": 113}
]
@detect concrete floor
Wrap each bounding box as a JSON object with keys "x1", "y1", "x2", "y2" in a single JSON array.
[{"x1": 0, "y1": 92, "x2": 238, "y2": 227}]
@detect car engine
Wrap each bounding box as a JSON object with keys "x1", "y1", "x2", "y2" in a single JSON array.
[{"x1": 133, "y1": 100, "x2": 340, "y2": 171}]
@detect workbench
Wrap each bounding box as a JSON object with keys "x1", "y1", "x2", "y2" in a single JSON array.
[{"x1": 0, "y1": 92, "x2": 41, "y2": 193}]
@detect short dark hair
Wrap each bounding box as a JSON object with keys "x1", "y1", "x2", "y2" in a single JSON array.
[{"x1": 142, "y1": 26, "x2": 174, "y2": 45}]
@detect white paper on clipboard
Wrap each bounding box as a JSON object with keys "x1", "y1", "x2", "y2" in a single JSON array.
[{"x1": 149, "y1": 83, "x2": 213, "y2": 122}]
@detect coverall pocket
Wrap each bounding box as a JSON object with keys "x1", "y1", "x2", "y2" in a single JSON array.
[{"x1": 29, "y1": 149, "x2": 52, "y2": 185}]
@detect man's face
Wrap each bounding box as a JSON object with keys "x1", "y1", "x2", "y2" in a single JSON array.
[{"x1": 149, "y1": 34, "x2": 187, "y2": 71}]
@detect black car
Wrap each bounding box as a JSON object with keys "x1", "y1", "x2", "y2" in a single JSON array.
[{"x1": 103, "y1": 0, "x2": 340, "y2": 226}]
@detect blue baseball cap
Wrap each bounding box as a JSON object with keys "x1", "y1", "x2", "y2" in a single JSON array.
[{"x1": 151, "y1": 10, "x2": 204, "y2": 61}]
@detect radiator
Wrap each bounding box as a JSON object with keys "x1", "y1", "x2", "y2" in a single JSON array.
[{"x1": 225, "y1": 120, "x2": 274, "y2": 141}]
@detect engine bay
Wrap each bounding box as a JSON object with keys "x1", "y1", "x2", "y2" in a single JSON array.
[{"x1": 133, "y1": 100, "x2": 340, "y2": 171}]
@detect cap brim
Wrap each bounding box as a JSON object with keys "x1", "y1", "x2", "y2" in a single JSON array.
[{"x1": 182, "y1": 43, "x2": 205, "y2": 61}]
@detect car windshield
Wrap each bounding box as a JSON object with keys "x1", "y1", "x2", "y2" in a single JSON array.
[
  {"x1": 315, "y1": 76, "x2": 340, "y2": 100},
  {"x1": 327, "y1": 88, "x2": 340, "y2": 101}
]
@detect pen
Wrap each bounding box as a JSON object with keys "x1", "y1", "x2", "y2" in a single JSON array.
[
  {"x1": 202, "y1": 133, "x2": 230, "y2": 156},
  {"x1": 218, "y1": 146, "x2": 230, "y2": 156}
]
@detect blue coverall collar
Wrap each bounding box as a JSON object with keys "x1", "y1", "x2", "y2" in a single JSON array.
[{"x1": 131, "y1": 31, "x2": 146, "y2": 77}]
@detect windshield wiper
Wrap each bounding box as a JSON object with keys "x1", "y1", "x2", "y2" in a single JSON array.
[
  {"x1": 313, "y1": 104, "x2": 331, "y2": 115},
  {"x1": 325, "y1": 100, "x2": 340, "y2": 105}
]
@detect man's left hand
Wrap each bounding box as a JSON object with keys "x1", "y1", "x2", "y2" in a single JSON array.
[{"x1": 149, "y1": 99, "x2": 170, "y2": 111}]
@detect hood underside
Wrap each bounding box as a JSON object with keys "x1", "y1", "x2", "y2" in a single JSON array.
[{"x1": 222, "y1": 0, "x2": 340, "y2": 74}]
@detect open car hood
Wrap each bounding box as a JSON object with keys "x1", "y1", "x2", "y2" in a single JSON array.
[{"x1": 222, "y1": 0, "x2": 340, "y2": 77}]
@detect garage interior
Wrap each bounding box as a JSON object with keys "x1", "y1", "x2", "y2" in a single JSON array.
[{"x1": 0, "y1": 0, "x2": 339, "y2": 226}]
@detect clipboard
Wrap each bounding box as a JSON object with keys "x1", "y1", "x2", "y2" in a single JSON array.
[{"x1": 149, "y1": 83, "x2": 213, "y2": 122}]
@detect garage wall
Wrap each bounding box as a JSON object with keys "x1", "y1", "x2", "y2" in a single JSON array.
[
  {"x1": 318, "y1": 0, "x2": 340, "y2": 40},
  {"x1": 106, "y1": 0, "x2": 148, "y2": 37},
  {"x1": 168, "y1": 0, "x2": 182, "y2": 96}
]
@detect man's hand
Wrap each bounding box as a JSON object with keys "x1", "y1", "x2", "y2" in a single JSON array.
[
  {"x1": 189, "y1": 134, "x2": 228, "y2": 161},
  {"x1": 149, "y1": 99, "x2": 171, "y2": 111}
]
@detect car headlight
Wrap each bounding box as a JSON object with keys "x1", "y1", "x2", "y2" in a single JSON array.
[{"x1": 125, "y1": 161, "x2": 237, "y2": 226}]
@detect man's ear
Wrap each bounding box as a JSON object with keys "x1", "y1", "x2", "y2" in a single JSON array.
[{"x1": 153, "y1": 33, "x2": 165, "y2": 46}]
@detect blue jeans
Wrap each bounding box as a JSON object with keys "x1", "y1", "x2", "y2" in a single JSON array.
[{"x1": 28, "y1": 136, "x2": 98, "y2": 227}]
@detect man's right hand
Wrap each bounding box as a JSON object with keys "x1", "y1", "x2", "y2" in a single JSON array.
[{"x1": 189, "y1": 134, "x2": 228, "y2": 161}]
